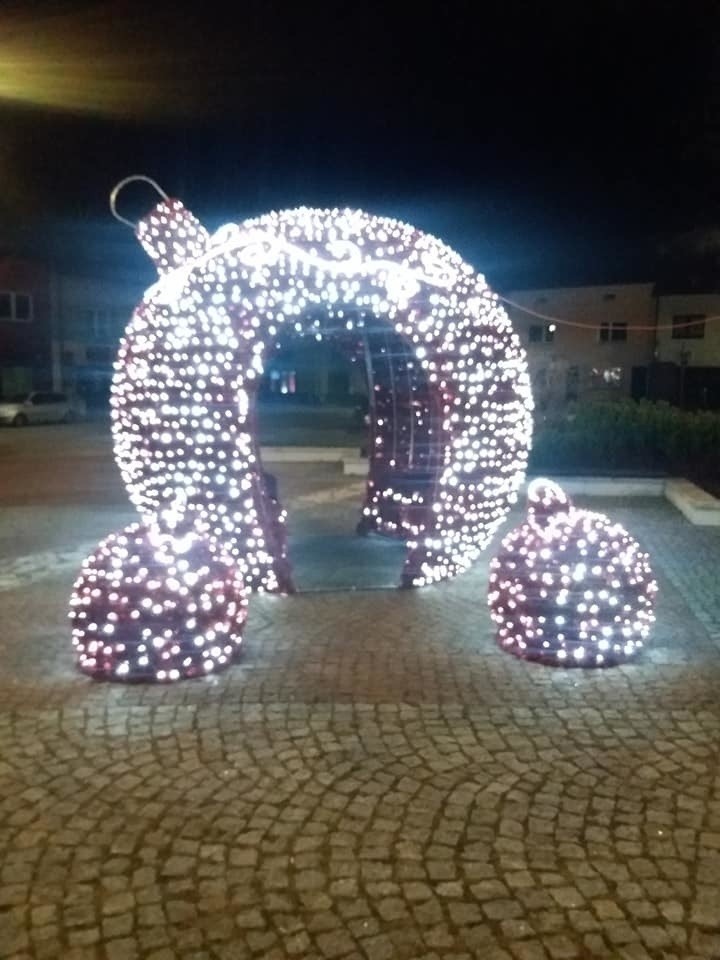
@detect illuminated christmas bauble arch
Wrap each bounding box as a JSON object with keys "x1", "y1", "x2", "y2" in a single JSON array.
[
  {"x1": 116, "y1": 195, "x2": 532, "y2": 588},
  {"x1": 70, "y1": 181, "x2": 534, "y2": 681}
]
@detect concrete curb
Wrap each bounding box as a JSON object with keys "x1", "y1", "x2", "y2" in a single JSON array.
[
  {"x1": 262, "y1": 446, "x2": 357, "y2": 463},
  {"x1": 341, "y1": 455, "x2": 720, "y2": 526},
  {"x1": 664, "y1": 478, "x2": 720, "y2": 526},
  {"x1": 342, "y1": 456, "x2": 369, "y2": 476},
  {"x1": 527, "y1": 475, "x2": 666, "y2": 497}
]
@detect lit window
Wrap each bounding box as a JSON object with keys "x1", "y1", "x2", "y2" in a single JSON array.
[
  {"x1": 269, "y1": 369, "x2": 296, "y2": 394},
  {"x1": 590, "y1": 367, "x2": 623, "y2": 387},
  {"x1": 671, "y1": 314, "x2": 705, "y2": 339}
]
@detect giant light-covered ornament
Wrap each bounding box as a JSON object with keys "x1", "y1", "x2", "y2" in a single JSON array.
[
  {"x1": 488, "y1": 479, "x2": 657, "y2": 666},
  {"x1": 70, "y1": 177, "x2": 533, "y2": 681},
  {"x1": 70, "y1": 523, "x2": 247, "y2": 680}
]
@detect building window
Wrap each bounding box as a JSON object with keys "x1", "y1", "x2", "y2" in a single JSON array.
[
  {"x1": 14, "y1": 294, "x2": 32, "y2": 321},
  {"x1": 590, "y1": 366, "x2": 623, "y2": 387},
  {"x1": 75, "y1": 308, "x2": 94, "y2": 332},
  {"x1": 86, "y1": 346, "x2": 112, "y2": 365},
  {"x1": 566, "y1": 366, "x2": 580, "y2": 401},
  {"x1": 269, "y1": 369, "x2": 296, "y2": 394},
  {"x1": 671, "y1": 314, "x2": 705, "y2": 339},
  {"x1": 599, "y1": 321, "x2": 627, "y2": 342},
  {"x1": 0, "y1": 291, "x2": 33, "y2": 321},
  {"x1": 73, "y1": 306, "x2": 120, "y2": 341},
  {"x1": 528, "y1": 323, "x2": 555, "y2": 343}
]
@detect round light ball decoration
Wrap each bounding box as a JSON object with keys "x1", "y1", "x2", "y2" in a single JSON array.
[
  {"x1": 70, "y1": 523, "x2": 248, "y2": 681},
  {"x1": 488, "y1": 479, "x2": 657, "y2": 666},
  {"x1": 69, "y1": 176, "x2": 534, "y2": 682}
]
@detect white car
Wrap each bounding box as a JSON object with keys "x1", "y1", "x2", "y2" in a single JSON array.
[{"x1": 0, "y1": 391, "x2": 83, "y2": 426}]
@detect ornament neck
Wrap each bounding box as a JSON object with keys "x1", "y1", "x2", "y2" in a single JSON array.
[
  {"x1": 136, "y1": 198, "x2": 210, "y2": 274},
  {"x1": 527, "y1": 477, "x2": 571, "y2": 523}
]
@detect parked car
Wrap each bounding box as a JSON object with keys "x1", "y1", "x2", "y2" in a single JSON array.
[{"x1": 0, "y1": 391, "x2": 83, "y2": 426}]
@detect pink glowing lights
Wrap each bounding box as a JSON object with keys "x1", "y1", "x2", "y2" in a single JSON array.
[
  {"x1": 70, "y1": 184, "x2": 534, "y2": 681},
  {"x1": 489, "y1": 478, "x2": 657, "y2": 666}
]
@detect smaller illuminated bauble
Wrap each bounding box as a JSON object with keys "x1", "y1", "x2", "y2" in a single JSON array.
[
  {"x1": 69, "y1": 523, "x2": 248, "y2": 681},
  {"x1": 488, "y1": 479, "x2": 657, "y2": 666}
]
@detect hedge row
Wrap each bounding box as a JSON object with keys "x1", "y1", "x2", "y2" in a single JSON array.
[{"x1": 529, "y1": 399, "x2": 720, "y2": 477}]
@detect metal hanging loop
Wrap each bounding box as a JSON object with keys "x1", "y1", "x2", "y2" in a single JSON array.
[{"x1": 110, "y1": 175, "x2": 170, "y2": 229}]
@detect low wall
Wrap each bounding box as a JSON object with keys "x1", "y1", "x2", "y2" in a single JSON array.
[
  {"x1": 340, "y1": 456, "x2": 720, "y2": 526},
  {"x1": 525, "y1": 475, "x2": 666, "y2": 497},
  {"x1": 664, "y1": 478, "x2": 720, "y2": 527},
  {"x1": 262, "y1": 446, "x2": 357, "y2": 463}
]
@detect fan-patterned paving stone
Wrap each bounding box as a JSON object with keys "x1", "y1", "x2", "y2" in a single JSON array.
[
  {"x1": 1, "y1": 699, "x2": 719, "y2": 959},
  {"x1": 0, "y1": 474, "x2": 719, "y2": 958}
]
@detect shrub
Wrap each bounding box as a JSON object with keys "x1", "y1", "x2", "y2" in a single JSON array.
[{"x1": 529, "y1": 399, "x2": 720, "y2": 479}]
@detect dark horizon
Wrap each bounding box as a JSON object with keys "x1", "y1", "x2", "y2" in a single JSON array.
[{"x1": 2, "y1": 0, "x2": 720, "y2": 290}]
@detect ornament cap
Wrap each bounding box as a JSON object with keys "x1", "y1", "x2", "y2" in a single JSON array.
[
  {"x1": 136, "y1": 198, "x2": 211, "y2": 274},
  {"x1": 110, "y1": 175, "x2": 210, "y2": 274},
  {"x1": 527, "y1": 478, "x2": 571, "y2": 520}
]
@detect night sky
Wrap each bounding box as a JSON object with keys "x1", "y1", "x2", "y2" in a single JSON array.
[{"x1": 2, "y1": 0, "x2": 719, "y2": 289}]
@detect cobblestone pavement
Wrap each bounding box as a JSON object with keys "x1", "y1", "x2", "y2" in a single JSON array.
[{"x1": 1, "y1": 464, "x2": 720, "y2": 960}]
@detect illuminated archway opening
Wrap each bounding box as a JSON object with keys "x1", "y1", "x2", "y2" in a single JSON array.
[{"x1": 254, "y1": 304, "x2": 446, "y2": 591}]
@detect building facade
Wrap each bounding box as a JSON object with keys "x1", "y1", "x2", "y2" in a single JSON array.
[
  {"x1": 504, "y1": 283, "x2": 657, "y2": 409},
  {"x1": 654, "y1": 292, "x2": 720, "y2": 366},
  {"x1": 0, "y1": 257, "x2": 52, "y2": 397},
  {"x1": 5, "y1": 260, "x2": 720, "y2": 413},
  {"x1": 653, "y1": 291, "x2": 720, "y2": 407},
  {"x1": 56, "y1": 274, "x2": 139, "y2": 414}
]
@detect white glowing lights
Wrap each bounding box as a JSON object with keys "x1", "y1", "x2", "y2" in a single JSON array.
[
  {"x1": 70, "y1": 523, "x2": 248, "y2": 681},
  {"x1": 70, "y1": 188, "x2": 533, "y2": 681},
  {"x1": 488, "y1": 479, "x2": 657, "y2": 666},
  {"x1": 111, "y1": 197, "x2": 532, "y2": 589}
]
